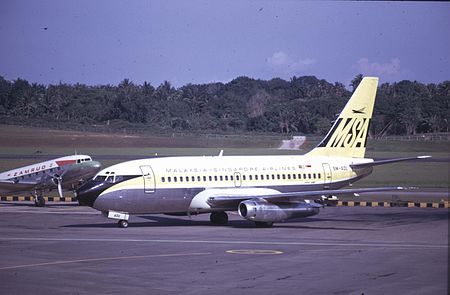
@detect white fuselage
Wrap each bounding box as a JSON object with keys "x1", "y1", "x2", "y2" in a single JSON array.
[{"x1": 87, "y1": 155, "x2": 373, "y2": 214}]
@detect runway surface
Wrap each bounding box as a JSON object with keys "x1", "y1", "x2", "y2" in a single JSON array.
[{"x1": 0, "y1": 203, "x2": 448, "y2": 295}]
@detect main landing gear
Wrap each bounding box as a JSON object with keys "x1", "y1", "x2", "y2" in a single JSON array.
[
  {"x1": 34, "y1": 190, "x2": 45, "y2": 207},
  {"x1": 210, "y1": 211, "x2": 228, "y2": 225}
]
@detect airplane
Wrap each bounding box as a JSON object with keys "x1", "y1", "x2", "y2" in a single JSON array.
[
  {"x1": 76, "y1": 77, "x2": 430, "y2": 228},
  {"x1": 0, "y1": 155, "x2": 101, "y2": 206}
]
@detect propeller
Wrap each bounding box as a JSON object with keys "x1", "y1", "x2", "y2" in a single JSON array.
[{"x1": 52, "y1": 174, "x2": 64, "y2": 199}]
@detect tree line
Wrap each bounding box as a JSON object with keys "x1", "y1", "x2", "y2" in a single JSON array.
[{"x1": 0, "y1": 74, "x2": 448, "y2": 136}]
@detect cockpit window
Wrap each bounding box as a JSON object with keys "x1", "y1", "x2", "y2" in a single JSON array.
[
  {"x1": 94, "y1": 174, "x2": 138, "y2": 184},
  {"x1": 94, "y1": 175, "x2": 107, "y2": 182}
]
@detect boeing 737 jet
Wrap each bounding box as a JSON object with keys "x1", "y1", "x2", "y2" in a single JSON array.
[
  {"x1": 0, "y1": 155, "x2": 101, "y2": 206},
  {"x1": 77, "y1": 77, "x2": 429, "y2": 228}
]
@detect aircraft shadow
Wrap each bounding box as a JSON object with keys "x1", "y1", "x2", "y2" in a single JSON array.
[{"x1": 63, "y1": 215, "x2": 377, "y2": 231}]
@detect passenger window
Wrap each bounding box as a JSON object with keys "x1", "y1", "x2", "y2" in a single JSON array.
[
  {"x1": 168, "y1": 177, "x2": 171, "y2": 182},
  {"x1": 318, "y1": 173, "x2": 321, "y2": 179},
  {"x1": 272, "y1": 175, "x2": 275, "y2": 180},
  {"x1": 249, "y1": 175, "x2": 252, "y2": 180},
  {"x1": 197, "y1": 176, "x2": 201, "y2": 181},
  {"x1": 298, "y1": 174, "x2": 301, "y2": 179},
  {"x1": 255, "y1": 175, "x2": 258, "y2": 180},
  {"x1": 242, "y1": 175, "x2": 246, "y2": 181},
  {"x1": 174, "y1": 177, "x2": 177, "y2": 182},
  {"x1": 161, "y1": 177, "x2": 165, "y2": 183},
  {"x1": 308, "y1": 174, "x2": 311, "y2": 179},
  {"x1": 277, "y1": 175, "x2": 280, "y2": 180},
  {"x1": 230, "y1": 175, "x2": 234, "y2": 181},
  {"x1": 303, "y1": 174, "x2": 307, "y2": 179},
  {"x1": 214, "y1": 176, "x2": 218, "y2": 181},
  {"x1": 287, "y1": 174, "x2": 291, "y2": 180},
  {"x1": 209, "y1": 176, "x2": 212, "y2": 181},
  {"x1": 225, "y1": 175, "x2": 229, "y2": 181},
  {"x1": 179, "y1": 176, "x2": 183, "y2": 182},
  {"x1": 192, "y1": 176, "x2": 195, "y2": 182},
  {"x1": 203, "y1": 176, "x2": 207, "y2": 181},
  {"x1": 313, "y1": 173, "x2": 316, "y2": 179},
  {"x1": 293, "y1": 174, "x2": 296, "y2": 180},
  {"x1": 220, "y1": 176, "x2": 223, "y2": 181}
]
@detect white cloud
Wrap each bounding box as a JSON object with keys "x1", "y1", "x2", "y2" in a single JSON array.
[
  {"x1": 357, "y1": 57, "x2": 401, "y2": 76},
  {"x1": 267, "y1": 52, "x2": 316, "y2": 72},
  {"x1": 268, "y1": 51, "x2": 289, "y2": 66}
]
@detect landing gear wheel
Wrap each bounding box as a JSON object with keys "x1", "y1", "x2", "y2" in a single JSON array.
[
  {"x1": 210, "y1": 212, "x2": 228, "y2": 225},
  {"x1": 255, "y1": 221, "x2": 273, "y2": 228},
  {"x1": 34, "y1": 197, "x2": 45, "y2": 207},
  {"x1": 118, "y1": 220, "x2": 128, "y2": 228}
]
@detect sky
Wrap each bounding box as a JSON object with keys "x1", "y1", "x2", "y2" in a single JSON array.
[{"x1": 1, "y1": 0, "x2": 449, "y2": 88}]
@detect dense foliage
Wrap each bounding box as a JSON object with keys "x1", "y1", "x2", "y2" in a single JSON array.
[{"x1": 0, "y1": 74, "x2": 448, "y2": 136}]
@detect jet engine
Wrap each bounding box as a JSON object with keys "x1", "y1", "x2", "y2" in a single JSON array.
[{"x1": 238, "y1": 199, "x2": 320, "y2": 223}]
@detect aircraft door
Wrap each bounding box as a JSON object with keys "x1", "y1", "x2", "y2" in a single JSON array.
[
  {"x1": 322, "y1": 163, "x2": 332, "y2": 189},
  {"x1": 234, "y1": 172, "x2": 242, "y2": 188},
  {"x1": 140, "y1": 165, "x2": 156, "y2": 193}
]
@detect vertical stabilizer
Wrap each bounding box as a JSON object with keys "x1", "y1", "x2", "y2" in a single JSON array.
[{"x1": 307, "y1": 77, "x2": 378, "y2": 158}]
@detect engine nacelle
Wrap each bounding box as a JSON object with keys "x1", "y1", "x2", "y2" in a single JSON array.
[{"x1": 238, "y1": 199, "x2": 320, "y2": 223}]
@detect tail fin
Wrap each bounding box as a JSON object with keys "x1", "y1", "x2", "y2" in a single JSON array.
[{"x1": 307, "y1": 77, "x2": 378, "y2": 158}]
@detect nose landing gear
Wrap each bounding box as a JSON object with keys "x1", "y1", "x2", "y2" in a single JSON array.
[
  {"x1": 104, "y1": 211, "x2": 130, "y2": 228},
  {"x1": 118, "y1": 220, "x2": 128, "y2": 228}
]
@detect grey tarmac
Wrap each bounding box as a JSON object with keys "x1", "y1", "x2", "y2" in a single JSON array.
[{"x1": 0, "y1": 202, "x2": 448, "y2": 295}]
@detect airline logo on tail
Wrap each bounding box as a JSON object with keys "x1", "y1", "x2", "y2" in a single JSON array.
[
  {"x1": 307, "y1": 77, "x2": 378, "y2": 158},
  {"x1": 318, "y1": 117, "x2": 370, "y2": 148}
]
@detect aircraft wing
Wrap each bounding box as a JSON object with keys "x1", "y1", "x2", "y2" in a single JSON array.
[
  {"x1": 351, "y1": 156, "x2": 431, "y2": 169},
  {"x1": 207, "y1": 186, "x2": 405, "y2": 208},
  {"x1": 0, "y1": 180, "x2": 40, "y2": 194}
]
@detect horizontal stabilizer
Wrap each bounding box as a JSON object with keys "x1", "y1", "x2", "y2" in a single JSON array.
[{"x1": 350, "y1": 156, "x2": 431, "y2": 169}]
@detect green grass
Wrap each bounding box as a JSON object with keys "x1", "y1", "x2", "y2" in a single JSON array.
[{"x1": 0, "y1": 124, "x2": 448, "y2": 188}]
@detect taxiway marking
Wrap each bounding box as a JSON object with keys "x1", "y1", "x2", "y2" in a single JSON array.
[
  {"x1": 0, "y1": 237, "x2": 446, "y2": 249},
  {"x1": 0, "y1": 252, "x2": 211, "y2": 270},
  {"x1": 226, "y1": 249, "x2": 283, "y2": 255}
]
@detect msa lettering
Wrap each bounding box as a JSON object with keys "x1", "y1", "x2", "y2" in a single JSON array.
[{"x1": 326, "y1": 118, "x2": 370, "y2": 148}]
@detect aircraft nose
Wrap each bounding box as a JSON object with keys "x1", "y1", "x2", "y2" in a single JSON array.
[
  {"x1": 76, "y1": 180, "x2": 113, "y2": 207},
  {"x1": 84, "y1": 160, "x2": 102, "y2": 175}
]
